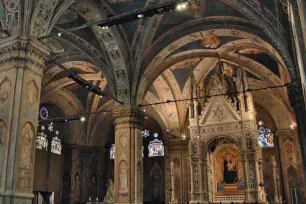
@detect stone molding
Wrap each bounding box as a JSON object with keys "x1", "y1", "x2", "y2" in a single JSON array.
[
  {"x1": 0, "y1": 36, "x2": 51, "y2": 75},
  {"x1": 112, "y1": 105, "x2": 144, "y2": 128}
]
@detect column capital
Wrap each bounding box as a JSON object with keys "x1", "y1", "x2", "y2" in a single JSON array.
[
  {"x1": 112, "y1": 105, "x2": 144, "y2": 128},
  {"x1": 275, "y1": 128, "x2": 297, "y2": 138},
  {"x1": 0, "y1": 36, "x2": 51, "y2": 75},
  {"x1": 288, "y1": 81, "x2": 305, "y2": 108}
]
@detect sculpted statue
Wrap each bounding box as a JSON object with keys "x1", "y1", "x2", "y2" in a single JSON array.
[{"x1": 103, "y1": 179, "x2": 114, "y2": 203}]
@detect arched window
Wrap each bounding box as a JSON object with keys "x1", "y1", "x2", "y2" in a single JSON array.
[{"x1": 257, "y1": 120, "x2": 274, "y2": 147}]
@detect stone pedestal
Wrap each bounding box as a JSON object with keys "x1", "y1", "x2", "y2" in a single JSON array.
[
  {"x1": 112, "y1": 105, "x2": 144, "y2": 204},
  {"x1": 0, "y1": 37, "x2": 50, "y2": 204}
]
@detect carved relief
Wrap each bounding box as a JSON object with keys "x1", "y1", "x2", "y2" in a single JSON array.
[
  {"x1": 26, "y1": 80, "x2": 39, "y2": 105},
  {"x1": 0, "y1": 76, "x2": 12, "y2": 104},
  {"x1": 119, "y1": 160, "x2": 128, "y2": 194},
  {"x1": 0, "y1": 120, "x2": 6, "y2": 182},
  {"x1": 17, "y1": 123, "x2": 34, "y2": 191},
  {"x1": 119, "y1": 133, "x2": 128, "y2": 148},
  {"x1": 208, "y1": 75, "x2": 227, "y2": 95}
]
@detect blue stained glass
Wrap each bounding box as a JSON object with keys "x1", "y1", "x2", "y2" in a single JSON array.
[
  {"x1": 110, "y1": 144, "x2": 115, "y2": 160},
  {"x1": 265, "y1": 128, "x2": 271, "y2": 133},
  {"x1": 51, "y1": 136, "x2": 61, "y2": 155},
  {"x1": 148, "y1": 133, "x2": 164, "y2": 157},
  {"x1": 257, "y1": 121, "x2": 274, "y2": 148},
  {"x1": 142, "y1": 129, "x2": 150, "y2": 138},
  {"x1": 51, "y1": 131, "x2": 61, "y2": 155},
  {"x1": 259, "y1": 127, "x2": 265, "y2": 133},
  {"x1": 36, "y1": 132, "x2": 48, "y2": 151}
]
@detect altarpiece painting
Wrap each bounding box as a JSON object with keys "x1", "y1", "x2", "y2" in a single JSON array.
[{"x1": 214, "y1": 145, "x2": 244, "y2": 194}]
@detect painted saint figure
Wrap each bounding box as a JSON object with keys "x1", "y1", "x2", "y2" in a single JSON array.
[
  {"x1": 0, "y1": 78, "x2": 11, "y2": 103},
  {"x1": 20, "y1": 124, "x2": 33, "y2": 170},
  {"x1": 223, "y1": 153, "x2": 238, "y2": 184},
  {"x1": 90, "y1": 175, "x2": 97, "y2": 199},
  {"x1": 74, "y1": 173, "x2": 81, "y2": 201},
  {"x1": 119, "y1": 161, "x2": 128, "y2": 193}
]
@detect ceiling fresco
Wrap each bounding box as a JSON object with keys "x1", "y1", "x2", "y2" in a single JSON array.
[{"x1": 36, "y1": 0, "x2": 294, "y2": 146}]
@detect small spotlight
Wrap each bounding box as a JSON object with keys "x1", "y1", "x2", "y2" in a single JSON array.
[
  {"x1": 166, "y1": 129, "x2": 169, "y2": 132},
  {"x1": 86, "y1": 85, "x2": 89, "y2": 88},
  {"x1": 290, "y1": 125, "x2": 295, "y2": 130},
  {"x1": 182, "y1": 135, "x2": 186, "y2": 140},
  {"x1": 65, "y1": 119, "x2": 68, "y2": 122},
  {"x1": 176, "y1": 2, "x2": 187, "y2": 11},
  {"x1": 197, "y1": 136, "x2": 200, "y2": 139},
  {"x1": 138, "y1": 14, "x2": 144, "y2": 18},
  {"x1": 145, "y1": 116, "x2": 148, "y2": 120},
  {"x1": 80, "y1": 116, "x2": 86, "y2": 122},
  {"x1": 100, "y1": 95, "x2": 103, "y2": 98},
  {"x1": 57, "y1": 33, "x2": 62, "y2": 37},
  {"x1": 143, "y1": 109, "x2": 146, "y2": 112}
]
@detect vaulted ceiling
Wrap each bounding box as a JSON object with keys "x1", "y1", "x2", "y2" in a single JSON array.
[{"x1": 34, "y1": 0, "x2": 295, "y2": 146}]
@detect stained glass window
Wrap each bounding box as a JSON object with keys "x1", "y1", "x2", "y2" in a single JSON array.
[
  {"x1": 258, "y1": 120, "x2": 274, "y2": 147},
  {"x1": 110, "y1": 144, "x2": 115, "y2": 160},
  {"x1": 36, "y1": 125, "x2": 48, "y2": 151},
  {"x1": 148, "y1": 133, "x2": 164, "y2": 157},
  {"x1": 39, "y1": 107, "x2": 49, "y2": 120},
  {"x1": 51, "y1": 131, "x2": 62, "y2": 155},
  {"x1": 142, "y1": 129, "x2": 149, "y2": 138}
]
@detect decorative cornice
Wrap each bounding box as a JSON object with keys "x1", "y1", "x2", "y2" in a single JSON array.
[
  {"x1": 112, "y1": 105, "x2": 144, "y2": 127},
  {"x1": 0, "y1": 36, "x2": 51, "y2": 75},
  {"x1": 275, "y1": 128, "x2": 297, "y2": 138}
]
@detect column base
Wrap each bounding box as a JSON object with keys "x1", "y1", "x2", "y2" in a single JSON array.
[{"x1": 0, "y1": 190, "x2": 34, "y2": 204}]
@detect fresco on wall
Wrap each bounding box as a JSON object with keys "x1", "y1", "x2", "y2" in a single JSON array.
[
  {"x1": 150, "y1": 163, "x2": 164, "y2": 202},
  {"x1": 17, "y1": 123, "x2": 34, "y2": 191},
  {"x1": 214, "y1": 145, "x2": 244, "y2": 194},
  {"x1": 0, "y1": 76, "x2": 12, "y2": 104},
  {"x1": 90, "y1": 174, "x2": 97, "y2": 199},
  {"x1": 0, "y1": 120, "x2": 5, "y2": 183},
  {"x1": 74, "y1": 173, "x2": 81, "y2": 202},
  {"x1": 119, "y1": 161, "x2": 128, "y2": 193}
]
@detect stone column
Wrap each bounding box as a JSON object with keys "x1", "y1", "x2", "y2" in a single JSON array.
[
  {"x1": 288, "y1": 82, "x2": 306, "y2": 202},
  {"x1": 276, "y1": 129, "x2": 306, "y2": 203},
  {"x1": 270, "y1": 156, "x2": 282, "y2": 204},
  {"x1": 188, "y1": 137, "x2": 199, "y2": 204},
  {"x1": 0, "y1": 37, "x2": 50, "y2": 204},
  {"x1": 170, "y1": 161, "x2": 177, "y2": 204},
  {"x1": 112, "y1": 105, "x2": 144, "y2": 204},
  {"x1": 288, "y1": 82, "x2": 306, "y2": 179}
]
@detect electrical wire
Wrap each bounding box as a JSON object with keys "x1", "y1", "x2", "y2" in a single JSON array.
[{"x1": 139, "y1": 83, "x2": 290, "y2": 107}]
